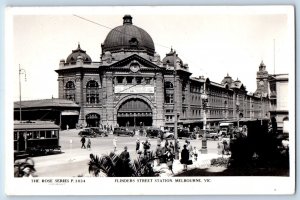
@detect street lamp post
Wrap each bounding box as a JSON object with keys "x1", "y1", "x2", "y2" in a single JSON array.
[
  {"x1": 173, "y1": 62, "x2": 179, "y2": 160},
  {"x1": 201, "y1": 92, "x2": 208, "y2": 154},
  {"x1": 236, "y1": 101, "x2": 240, "y2": 128},
  {"x1": 19, "y1": 64, "x2": 26, "y2": 121}
]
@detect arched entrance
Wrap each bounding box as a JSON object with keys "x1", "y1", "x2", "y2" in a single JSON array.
[
  {"x1": 86, "y1": 113, "x2": 100, "y2": 127},
  {"x1": 117, "y1": 99, "x2": 152, "y2": 128}
]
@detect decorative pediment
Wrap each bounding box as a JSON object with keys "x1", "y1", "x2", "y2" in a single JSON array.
[{"x1": 105, "y1": 54, "x2": 164, "y2": 72}]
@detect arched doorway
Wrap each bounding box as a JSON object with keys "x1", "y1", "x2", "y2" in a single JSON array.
[
  {"x1": 117, "y1": 99, "x2": 152, "y2": 128},
  {"x1": 86, "y1": 113, "x2": 100, "y2": 127}
]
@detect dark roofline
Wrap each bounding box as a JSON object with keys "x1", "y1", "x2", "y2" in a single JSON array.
[{"x1": 14, "y1": 98, "x2": 80, "y2": 109}]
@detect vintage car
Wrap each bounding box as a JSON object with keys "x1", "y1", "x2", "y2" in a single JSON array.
[
  {"x1": 113, "y1": 127, "x2": 134, "y2": 137},
  {"x1": 90, "y1": 127, "x2": 108, "y2": 137},
  {"x1": 178, "y1": 129, "x2": 196, "y2": 139},
  {"x1": 146, "y1": 128, "x2": 175, "y2": 139},
  {"x1": 198, "y1": 129, "x2": 219, "y2": 140},
  {"x1": 78, "y1": 128, "x2": 97, "y2": 138},
  {"x1": 146, "y1": 128, "x2": 163, "y2": 138}
]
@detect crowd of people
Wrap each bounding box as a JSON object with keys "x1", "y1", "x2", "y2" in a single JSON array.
[
  {"x1": 79, "y1": 125, "x2": 241, "y2": 174},
  {"x1": 133, "y1": 137, "x2": 201, "y2": 173}
]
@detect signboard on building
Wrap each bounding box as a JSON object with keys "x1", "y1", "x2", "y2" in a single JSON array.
[{"x1": 114, "y1": 85, "x2": 154, "y2": 94}]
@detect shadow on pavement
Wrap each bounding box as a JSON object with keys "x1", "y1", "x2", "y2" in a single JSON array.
[{"x1": 175, "y1": 166, "x2": 289, "y2": 176}]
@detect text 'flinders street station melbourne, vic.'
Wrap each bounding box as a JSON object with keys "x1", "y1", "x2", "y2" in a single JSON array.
[{"x1": 17, "y1": 15, "x2": 271, "y2": 131}]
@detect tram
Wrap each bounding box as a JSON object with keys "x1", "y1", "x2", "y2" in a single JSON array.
[{"x1": 14, "y1": 121, "x2": 61, "y2": 156}]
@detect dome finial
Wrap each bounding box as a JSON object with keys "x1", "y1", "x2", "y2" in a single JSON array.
[
  {"x1": 77, "y1": 42, "x2": 81, "y2": 49},
  {"x1": 171, "y1": 46, "x2": 173, "y2": 52},
  {"x1": 123, "y1": 15, "x2": 132, "y2": 25}
]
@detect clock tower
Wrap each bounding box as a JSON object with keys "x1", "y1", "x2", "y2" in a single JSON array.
[{"x1": 255, "y1": 61, "x2": 269, "y2": 96}]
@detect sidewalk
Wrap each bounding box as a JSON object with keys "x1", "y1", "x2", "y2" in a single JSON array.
[{"x1": 154, "y1": 153, "x2": 227, "y2": 177}]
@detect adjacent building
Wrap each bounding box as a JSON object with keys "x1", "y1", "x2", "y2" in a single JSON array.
[{"x1": 268, "y1": 74, "x2": 289, "y2": 133}]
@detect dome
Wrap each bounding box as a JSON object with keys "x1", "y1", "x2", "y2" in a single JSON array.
[
  {"x1": 162, "y1": 48, "x2": 183, "y2": 66},
  {"x1": 66, "y1": 44, "x2": 92, "y2": 64},
  {"x1": 221, "y1": 73, "x2": 233, "y2": 85},
  {"x1": 102, "y1": 15, "x2": 155, "y2": 56}
]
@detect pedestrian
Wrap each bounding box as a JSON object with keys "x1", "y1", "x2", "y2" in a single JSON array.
[
  {"x1": 80, "y1": 136, "x2": 86, "y2": 149},
  {"x1": 136, "y1": 138, "x2": 140, "y2": 153},
  {"x1": 186, "y1": 140, "x2": 193, "y2": 158},
  {"x1": 175, "y1": 139, "x2": 181, "y2": 156},
  {"x1": 155, "y1": 143, "x2": 163, "y2": 166},
  {"x1": 120, "y1": 146, "x2": 130, "y2": 162},
  {"x1": 143, "y1": 139, "x2": 151, "y2": 155},
  {"x1": 222, "y1": 139, "x2": 230, "y2": 155},
  {"x1": 180, "y1": 144, "x2": 189, "y2": 171},
  {"x1": 119, "y1": 146, "x2": 130, "y2": 176},
  {"x1": 165, "y1": 139, "x2": 169, "y2": 148},
  {"x1": 113, "y1": 137, "x2": 117, "y2": 152},
  {"x1": 192, "y1": 146, "x2": 198, "y2": 161},
  {"x1": 87, "y1": 138, "x2": 91, "y2": 150},
  {"x1": 169, "y1": 141, "x2": 175, "y2": 155},
  {"x1": 165, "y1": 147, "x2": 174, "y2": 174},
  {"x1": 66, "y1": 124, "x2": 69, "y2": 131},
  {"x1": 217, "y1": 137, "x2": 224, "y2": 155}
]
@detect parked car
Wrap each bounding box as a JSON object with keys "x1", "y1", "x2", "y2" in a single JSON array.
[
  {"x1": 78, "y1": 128, "x2": 96, "y2": 138},
  {"x1": 146, "y1": 128, "x2": 163, "y2": 138},
  {"x1": 113, "y1": 127, "x2": 134, "y2": 137},
  {"x1": 218, "y1": 122, "x2": 234, "y2": 137},
  {"x1": 90, "y1": 127, "x2": 108, "y2": 137},
  {"x1": 178, "y1": 129, "x2": 196, "y2": 139},
  {"x1": 146, "y1": 128, "x2": 175, "y2": 139},
  {"x1": 198, "y1": 129, "x2": 218, "y2": 140}
]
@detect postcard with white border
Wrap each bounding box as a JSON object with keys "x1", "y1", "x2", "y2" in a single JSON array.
[{"x1": 5, "y1": 6, "x2": 295, "y2": 195}]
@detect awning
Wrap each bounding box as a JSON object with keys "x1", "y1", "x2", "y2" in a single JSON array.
[{"x1": 61, "y1": 110, "x2": 79, "y2": 116}]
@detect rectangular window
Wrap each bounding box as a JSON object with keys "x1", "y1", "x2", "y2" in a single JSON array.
[
  {"x1": 136, "y1": 77, "x2": 142, "y2": 84},
  {"x1": 40, "y1": 131, "x2": 45, "y2": 139},
  {"x1": 165, "y1": 94, "x2": 174, "y2": 103},
  {"x1": 117, "y1": 77, "x2": 123, "y2": 84},
  {"x1": 66, "y1": 94, "x2": 75, "y2": 101},
  {"x1": 87, "y1": 93, "x2": 99, "y2": 104},
  {"x1": 145, "y1": 78, "x2": 151, "y2": 84},
  {"x1": 126, "y1": 77, "x2": 133, "y2": 84},
  {"x1": 33, "y1": 131, "x2": 39, "y2": 139},
  {"x1": 46, "y1": 131, "x2": 52, "y2": 138},
  {"x1": 52, "y1": 130, "x2": 58, "y2": 138},
  {"x1": 27, "y1": 131, "x2": 33, "y2": 139},
  {"x1": 14, "y1": 131, "x2": 17, "y2": 140}
]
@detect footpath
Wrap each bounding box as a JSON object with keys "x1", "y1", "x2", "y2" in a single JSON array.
[{"x1": 153, "y1": 153, "x2": 227, "y2": 177}]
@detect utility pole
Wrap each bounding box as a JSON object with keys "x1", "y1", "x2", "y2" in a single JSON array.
[{"x1": 19, "y1": 64, "x2": 26, "y2": 121}]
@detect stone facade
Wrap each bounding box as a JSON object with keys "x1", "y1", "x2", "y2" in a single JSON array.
[{"x1": 55, "y1": 15, "x2": 270, "y2": 130}]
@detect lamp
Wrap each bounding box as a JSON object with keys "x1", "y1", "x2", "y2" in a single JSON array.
[
  {"x1": 200, "y1": 92, "x2": 208, "y2": 154},
  {"x1": 236, "y1": 100, "x2": 240, "y2": 128}
]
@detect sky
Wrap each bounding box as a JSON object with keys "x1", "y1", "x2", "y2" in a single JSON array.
[{"x1": 10, "y1": 6, "x2": 294, "y2": 101}]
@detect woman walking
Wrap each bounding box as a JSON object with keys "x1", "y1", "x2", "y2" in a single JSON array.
[{"x1": 180, "y1": 145, "x2": 189, "y2": 171}]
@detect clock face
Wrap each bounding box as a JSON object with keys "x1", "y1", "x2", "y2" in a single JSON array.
[
  {"x1": 259, "y1": 80, "x2": 264, "y2": 86},
  {"x1": 130, "y1": 63, "x2": 140, "y2": 73}
]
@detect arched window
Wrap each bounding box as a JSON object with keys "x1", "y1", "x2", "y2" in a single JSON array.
[
  {"x1": 164, "y1": 81, "x2": 173, "y2": 89},
  {"x1": 66, "y1": 81, "x2": 75, "y2": 89},
  {"x1": 65, "y1": 81, "x2": 75, "y2": 101},
  {"x1": 86, "y1": 80, "x2": 99, "y2": 104}
]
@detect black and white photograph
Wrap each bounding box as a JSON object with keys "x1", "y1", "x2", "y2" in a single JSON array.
[{"x1": 5, "y1": 6, "x2": 295, "y2": 195}]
